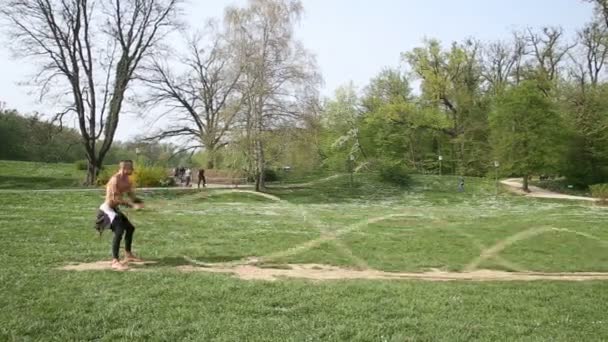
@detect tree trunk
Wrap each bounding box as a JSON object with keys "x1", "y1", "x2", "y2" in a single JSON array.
[
  {"x1": 85, "y1": 157, "x2": 101, "y2": 186},
  {"x1": 206, "y1": 148, "x2": 215, "y2": 170},
  {"x1": 254, "y1": 136, "x2": 265, "y2": 192},
  {"x1": 523, "y1": 174, "x2": 530, "y2": 192}
]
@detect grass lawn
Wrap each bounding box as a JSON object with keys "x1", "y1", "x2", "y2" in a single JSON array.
[
  {"x1": 1, "y1": 165, "x2": 608, "y2": 340},
  {"x1": 0, "y1": 160, "x2": 86, "y2": 189}
]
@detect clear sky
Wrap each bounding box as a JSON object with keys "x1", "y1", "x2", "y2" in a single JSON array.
[{"x1": 0, "y1": 0, "x2": 594, "y2": 140}]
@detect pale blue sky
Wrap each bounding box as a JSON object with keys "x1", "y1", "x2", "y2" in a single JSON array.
[{"x1": 0, "y1": 0, "x2": 594, "y2": 140}]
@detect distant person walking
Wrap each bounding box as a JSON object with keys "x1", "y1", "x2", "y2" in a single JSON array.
[
  {"x1": 197, "y1": 169, "x2": 206, "y2": 188},
  {"x1": 185, "y1": 168, "x2": 192, "y2": 187}
]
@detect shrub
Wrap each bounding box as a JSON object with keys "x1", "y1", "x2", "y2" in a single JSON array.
[
  {"x1": 132, "y1": 165, "x2": 168, "y2": 187},
  {"x1": 96, "y1": 167, "x2": 114, "y2": 186},
  {"x1": 590, "y1": 183, "x2": 608, "y2": 204},
  {"x1": 263, "y1": 169, "x2": 280, "y2": 182},
  {"x1": 378, "y1": 163, "x2": 412, "y2": 187},
  {"x1": 159, "y1": 176, "x2": 176, "y2": 187},
  {"x1": 75, "y1": 160, "x2": 88, "y2": 170}
]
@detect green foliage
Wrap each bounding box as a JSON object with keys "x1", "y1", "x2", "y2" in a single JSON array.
[
  {"x1": 560, "y1": 85, "x2": 608, "y2": 186},
  {"x1": 590, "y1": 183, "x2": 608, "y2": 204},
  {"x1": 489, "y1": 80, "x2": 566, "y2": 178},
  {"x1": 95, "y1": 167, "x2": 114, "y2": 186},
  {"x1": 377, "y1": 163, "x2": 412, "y2": 186},
  {"x1": 319, "y1": 83, "x2": 363, "y2": 171},
  {"x1": 74, "y1": 160, "x2": 88, "y2": 170},
  {"x1": 0, "y1": 109, "x2": 84, "y2": 162},
  {"x1": 132, "y1": 165, "x2": 169, "y2": 187},
  {"x1": 263, "y1": 168, "x2": 280, "y2": 182}
]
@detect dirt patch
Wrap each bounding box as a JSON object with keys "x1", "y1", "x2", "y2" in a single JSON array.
[
  {"x1": 61, "y1": 261, "x2": 608, "y2": 281},
  {"x1": 176, "y1": 264, "x2": 608, "y2": 282},
  {"x1": 61, "y1": 260, "x2": 157, "y2": 271}
]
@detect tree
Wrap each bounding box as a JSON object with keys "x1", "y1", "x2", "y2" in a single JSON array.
[
  {"x1": 524, "y1": 27, "x2": 576, "y2": 94},
  {"x1": 0, "y1": 109, "x2": 84, "y2": 162},
  {"x1": 1, "y1": 0, "x2": 181, "y2": 184},
  {"x1": 141, "y1": 26, "x2": 243, "y2": 169},
  {"x1": 359, "y1": 68, "x2": 449, "y2": 173},
  {"x1": 320, "y1": 83, "x2": 364, "y2": 171},
  {"x1": 403, "y1": 39, "x2": 490, "y2": 175},
  {"x1": 225, "y1": 0, "x2": 320, "y2": 191},
  {"x1": 489, "y1": 81, "x2": 566, "y2": 191}
]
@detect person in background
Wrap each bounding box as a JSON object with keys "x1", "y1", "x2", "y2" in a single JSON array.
[{"x1": 197, "y1": 168, "x2": 206, "y2": 188}]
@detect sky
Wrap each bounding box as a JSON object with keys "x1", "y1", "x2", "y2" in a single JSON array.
[{"x1": 0, "y1": 0, "x2": 595, "y2": 141}]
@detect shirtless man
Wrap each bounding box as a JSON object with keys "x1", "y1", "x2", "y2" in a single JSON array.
[{"x1": 95, "y1": 160, "x2": 144, "y2": 270}]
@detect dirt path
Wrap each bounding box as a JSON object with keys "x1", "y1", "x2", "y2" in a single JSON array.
[
  {"x1": 61, "y1": 261, "x2": 608, "y2": 282},
  {"x1": 500, "y1": 178, "x2": 598, "y2": 202}
]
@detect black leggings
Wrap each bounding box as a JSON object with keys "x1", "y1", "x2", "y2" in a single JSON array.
[{"x1": 111, "y1": 213, "x2": 135, "y2": 259}]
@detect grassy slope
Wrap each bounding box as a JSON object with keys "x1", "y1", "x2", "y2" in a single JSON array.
[
  {"x1": 1, "y1": 172, "x2": 608, "y2": 340},
  {"x1": 0, "y1": 160, "x2": 86, "y2": 189}
]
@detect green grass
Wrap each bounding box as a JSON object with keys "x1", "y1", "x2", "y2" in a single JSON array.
[
  {"x1": 1, "y1": 169, "x2": 608, "y2": 340},
  {"x1": 0, "y1": 160, "x2": 86, "y2": 189}
]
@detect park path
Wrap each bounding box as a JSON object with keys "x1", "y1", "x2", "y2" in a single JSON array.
[{"x1": 500, "y1": 178, "x2": 598, "y2": 202}]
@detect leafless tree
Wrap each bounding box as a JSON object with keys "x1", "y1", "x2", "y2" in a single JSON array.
[
  {"x1": 570, "y1": 20, "x2": 608, "y2": 90},
  {"x1": 0, "y1": 0, "x2": 181, "y2": 184},
  {"x1": 525, "y1": 27, "x2": 576, "y2": 86},
  {"x1": 140, "y1": 26, "x2": 243, "y2": 169},
  {"x1": 225, "y1": 0, "x2": 321, "y2": 191}
]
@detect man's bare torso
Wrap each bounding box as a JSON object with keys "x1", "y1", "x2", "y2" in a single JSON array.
[{"x1": 105, "y1": 173, "x2": 133, "y2": 208}]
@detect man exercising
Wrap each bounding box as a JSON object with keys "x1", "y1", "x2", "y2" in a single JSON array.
[{"x1": 95, "y1": 160, "x2": 144, "y2": 270}]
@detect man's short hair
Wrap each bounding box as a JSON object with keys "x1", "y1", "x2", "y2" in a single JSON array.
[{"x1": 119, "y1": 160, "x2": 134, "y2": 167}]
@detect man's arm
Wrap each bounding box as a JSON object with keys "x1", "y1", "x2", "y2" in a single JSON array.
[{"x1": 126, "y1": 182, "x2": 143, "y2": 207}]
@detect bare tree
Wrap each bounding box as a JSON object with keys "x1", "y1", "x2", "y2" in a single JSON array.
[
  {"x1": 482, "y1": 41, "x2": 518, "y2": 93},
  {"x1": 586, "y1": 0, "x2": 608, "y2": 28},
  {"x1": 525, "y1": 27, "x2": 576, "y2": 87},
  {"x1": 141, "y1": 27, "x2": 243, "y2": 169},
  {"x1": 225, "y1": 0, "x2": 321, "y2": 191},
  {"x1": 0, "y1": 0, "x2": 180, "y2": 184},
  {"x1": 575, "y1": 20, "x2": 608, "y2": 87}
]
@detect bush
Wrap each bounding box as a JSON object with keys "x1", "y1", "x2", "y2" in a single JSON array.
[
  {"x1": 263, "y1": 169, "x2": 280, "y2": 182},
  {"x1": 132, "y1": 165, "x2": 168, "y2": 187},
  {"x1": 590, "y1": 183, "x2": 608, "y2": 204},
  {"x1": 378, "y1": 163, "x2": 412, "y2": 187},
  {"x1": 75, "y1": 160, "x2": 88, "y2": 170},
  {"x1": 96, "y1": 167, "x2": 114, "y2": 186},
  {"x1": 159, "y1": 176, "x2": 176, "y2": 187}
]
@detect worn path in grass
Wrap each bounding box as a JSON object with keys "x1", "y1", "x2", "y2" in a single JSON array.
[
  {"x1": 61, "y1": 260, "x2": 608, "y2": 282},
  {"x1": 501, "y1": 178, "x2": 598, "y2": 202}
]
